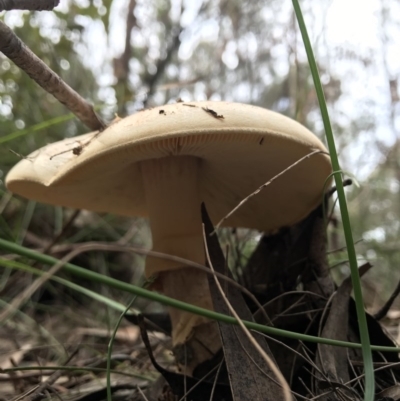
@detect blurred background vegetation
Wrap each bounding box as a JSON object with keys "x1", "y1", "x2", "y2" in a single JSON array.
[{"x1": 1, "y1": 0, "x2": 400, "y2": 315}]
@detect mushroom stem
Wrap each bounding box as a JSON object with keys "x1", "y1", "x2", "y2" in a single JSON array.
[
  {"x1": 140, "y1": 156, "x2": 220, "y2": 374},
  {"x1": 140, "y1": 156, "x2": 204, "y2": 275}
]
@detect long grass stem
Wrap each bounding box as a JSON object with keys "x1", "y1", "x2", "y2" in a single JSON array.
[{"x1": 291, "y1": 1, "x2": 374, "y2": 399}]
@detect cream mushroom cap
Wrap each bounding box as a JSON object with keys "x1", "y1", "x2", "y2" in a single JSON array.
[{"x1": 6, "y1": 101, "x2": 331, "y2": 232}]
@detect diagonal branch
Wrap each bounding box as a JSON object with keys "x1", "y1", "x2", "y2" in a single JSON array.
[
  {"x1": 213, "y1": 150, "x2": 329, "y2": 231},
  {"x1": 143, "y1": 28, "x2": 182, "y2": 106},
  {"x1": 124, "y1": 0, "x2": 136, "y2": 68},
  {"x1": 0, "y1": 21, "x2": 106, "y2": 131},
  {"x1": 0, "y1": 0, "x2": 59, "y2": 11},
  {"x1": 112, "y1": 0, "x2": 137, "y2": 114}
]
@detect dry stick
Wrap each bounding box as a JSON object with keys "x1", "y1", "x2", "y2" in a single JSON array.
[
  {"x1": 304, "y1": 364, "x2": 351, "y2": 400},
  {"x1": 376, "y1": 352, "x2": 397, "y2": 387},
  {"x1": 307, "y1": 383, "x2": 356, "y2": 401},
  {"x1": 274, "y1": 308, "x2": 325, "y2": 319},
  {"x1": 11, "y1": 386, "x2": 39, "y2": 401},
  {"x1": 347, "y1": 350, "x2": 363, "y2": 395},
  {"x1": 255, "y1": 331, "x2": 325, "y2": 380},
  {"x1": 0, "y1": 372, "x2": 53, "y2": 382},
  {"x1": 374, "y1": 277, "x2": 400, "y2": 320},
  {"x1": 255, "y1": 290, "x2": 327, "y2": 318},
  {"x1": 0, "y1": 192, "x2": 12, "y2": 215},
  {"x1": 299, "y1": 343, "x2": 318, "y2": 390},
  {"x1": 290, "y1": 316, "x2": 322, "y2": 391},
  {"x1": 0, "y1": 21, "x2": 105, "y2": 131},
  {"x1": 0, "y1": 0, "x2": 59, "y2": 10},
  {"x1": 1, "y1": 242, "x2": 271, "y2": 327},
  {"x1": 29, "y1": 210, "x2": 81, "y2": 271},
  {"x1": 114, "y1": 0, "x2": 137, "y2": 82},
  {"x1": 270, "y1": 294, "x2": 308, "y2": 323},
  {"x1": 314, "y1": 291, "x2": 337, "y2": 383},
  {"x1": 298, "y1": 377, "x2": 314, "y2": 399},
  {"x1": 136, "y1": 385, "x2": 150, "y2": 401},
  {"x1": 202, "y1": 227, "x2": 293, "y2": 401},
  {"x1": 173, "y1": 363, "x2": 221, "y2": 401},
  {"x1": 2, "y1": 365, "x2": 150, "y2": 380},
  {"x1": 209, "y1": 360, "x2": 224, "y2": 401},
  {"x1": 345, "y1": 361, "x2": 400, "y2": 388},
  {"x1": 143, "y1": 28, "x2": 182, "y2": 106},
  {"x1": 25, "y1": 348, "x2": 79, "y2": 401},
  {"x1": 41, "y1": 210, "x2": 81, "y2": 256},
  {"x1": 326, "y1": 239, "x2": 363, "y2": 255},
  {"x1": 213, "y1": 150, "x2": 329, "y2": 232}
]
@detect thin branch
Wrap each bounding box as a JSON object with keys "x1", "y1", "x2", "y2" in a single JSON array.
[
  {"x1": 136, "y1": 385, "x2": 150, "y2": 401},
  {"x1": 0, "y1": 0, "x2": 59, "y2": 11},
  {"x1": 113, "y1": 0, "x2": 136, "y2": 81},
  {"x1": 374, "y1": 277, "x2": 400, "y2": 320},
  {"x1": 143, "y1": 28, "x2": 182, "y2": 106},
  {"x1": 0, "y1": 21, "x2": 105, "y2": 131},
  {"x1": 213, "y1": 150, "x2": 329, "y2": 231},
  {"x1": 25, "y1": 348, "x2": 79, "y2": 401}
]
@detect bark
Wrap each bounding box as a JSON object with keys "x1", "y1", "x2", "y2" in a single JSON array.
[
  {"x1": 143, "y1": 28, "x2": 181, "y2": 106},
  {"x1": 113, "y1": 0, "x2": 136, "y2": 81}
]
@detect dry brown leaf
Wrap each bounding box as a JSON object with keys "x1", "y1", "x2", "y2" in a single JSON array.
[{"x1": 376, "y1": 384, "x2": 400, "y2": 400}]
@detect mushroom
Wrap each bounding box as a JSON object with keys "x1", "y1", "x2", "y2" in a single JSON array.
[{"x1": 6, "y1": 101, "x2": 332, "y2": 374}]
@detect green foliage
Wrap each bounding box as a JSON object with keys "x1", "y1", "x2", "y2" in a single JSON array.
[{"x1": 0, "y1": 10, "x2": 99, "y2": 177}]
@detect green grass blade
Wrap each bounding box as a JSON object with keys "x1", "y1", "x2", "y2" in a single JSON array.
[
  {"x1": 0, "y1": 114, "x2": 75, "y2": 145},
  {"x1": 16, "y1": 200, "x2": 36, "y2": 244},
  {"x1": 107, "y1": 296, "x2": 138, "y2": 401},
  {"x1": 0, "y1": 258, "x2": 136, "y2": 316},
  {"x1": 291, "y1": 1, "x2": 374, "y2": 399},
  {"x1": 0, "y1": 237, "x2": 398, "y2": 354}
]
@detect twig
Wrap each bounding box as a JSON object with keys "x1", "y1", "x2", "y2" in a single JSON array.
[
  {"x1": 0, "y1": 0, "x2": 59, "y2": 10},
  {"x1": 11, "y1": 386, "x2": 39, "y2": 401},
  {"x1": 202, "y1": 226, "x2": 294, "y2": 401},
  {"x1": 209, "y1": 360, "x2": 224, "y2": 401},
  {"x1": 137, "y1": 385, "x2": 150, "y2": 401},
  {"x1": 0, "y1": 21, "x2": 105, "y2": 131},
  {"x1": 113, "y1": 0, "x2": 137, "y2": 81},
  {"x1": 256, "y1": 290, "x2": 327, "y2": 313},
  {"x1": 143, "y1": 28, "x2": 182, "y2": 105},
  {"x1": 255, "y1": 331, "x2": 324, "y2": 379},
  {"x1": 41, "y1": 210, "x2": 81, "y2": 256},
  {"x1": 8, "y1": 148, "x2": 34, "y2": 161},
  {"x1": 2, "y1": 364, "x2": 151, "y2": 379},
  {"x1": 213, "y1": 150, "x2": 330, "y2": 231},
  {"x1": 345, "y1": 360, "x2": 400, "y2": 387},
  {"x1": 374, "y1": 277, "x2": 400, "y2": 320},
  {"x1": 25, "y1": 348, "x2": 79, "y2": 401}
]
